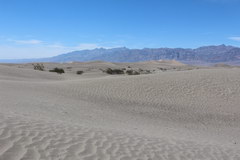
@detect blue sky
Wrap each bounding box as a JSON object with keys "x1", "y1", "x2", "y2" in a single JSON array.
[{"x1": 0, "y1": 0, "x2": 240, "y2": 59}]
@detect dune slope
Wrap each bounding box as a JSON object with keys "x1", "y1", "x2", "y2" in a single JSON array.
[{"x1": 0, "y1": 64, "x2": 240, "y2": 160}]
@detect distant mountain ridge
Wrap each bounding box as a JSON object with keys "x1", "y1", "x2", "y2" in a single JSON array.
[{"x1": 1, "y1": 44, "x2": 240, "y2": 65}]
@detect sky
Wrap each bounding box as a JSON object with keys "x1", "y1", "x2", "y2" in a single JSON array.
[{"x1": 0, "y1": 0, "x2": 240, "y2": 59}]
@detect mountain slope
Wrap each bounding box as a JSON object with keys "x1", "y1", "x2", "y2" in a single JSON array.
[{"x1": 1, "y1": 45, "x2": 240, "y2": 64}]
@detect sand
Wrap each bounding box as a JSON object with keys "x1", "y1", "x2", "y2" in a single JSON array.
[{"x1": 0, "y1": 62, "x2": 240, "y2": 160}]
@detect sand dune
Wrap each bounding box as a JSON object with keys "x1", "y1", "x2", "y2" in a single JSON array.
[
  {"x1": 1, "y1": 113, "x2": 240, "y2": 160},
  {"x1": 0, "y1": 62, "x2": 240, "y2": 159},
  {"x1": 0, "y1": 65, "x2": 64, "y2": 81}
]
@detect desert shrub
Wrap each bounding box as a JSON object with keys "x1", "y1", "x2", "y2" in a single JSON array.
[
  {"x1": 158, "y1": 67, "x2": 167, "y2": 71},
  {"x1": 126, "y1": 70, "x2": 140, "y2": 75},
  {"x1": 33, "y1": 63, "x2": 45, "y2": 71},
  {"x1": 138, "y1": 68, "x2": 143, "y2": 72},
  {"x1": 141, "y1": 70, "x2": 151, "y2": 74},
  {"x1": 105, "y1": 68, "x2": 124, "y2": 74},
  {"x1": 137, "y1": 68, "x2": 152, "y2": 74},
  {"x1": 49, "y1": 68, "x2": 65, "y2": 74},
  {"x1": 76, "y1": 70, "x2": 84, "y2": 75},
  {"x1": 138, "y1": 69, "x2": 152, "y2": 74}
]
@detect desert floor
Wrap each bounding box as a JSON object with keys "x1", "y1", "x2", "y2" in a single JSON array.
[{"x1": 0, "y1": 61, "x2": 240, "y2": 160}]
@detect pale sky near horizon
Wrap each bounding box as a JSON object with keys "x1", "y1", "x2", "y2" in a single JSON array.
[{"x1": 0, "y1": 0, "x2": 240, "y2": 59}]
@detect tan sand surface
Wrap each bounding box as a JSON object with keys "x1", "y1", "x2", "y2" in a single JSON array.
[{"x1": 0, "y1": 62, "x2": 240, "y2": 160}]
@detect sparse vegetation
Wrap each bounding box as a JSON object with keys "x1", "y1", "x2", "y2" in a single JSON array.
[
  {"x1": 104, "y1": 68, "x2": 124, "y2": 74},
  {"x1": 137, "y1": 68, "x2": 151, "y2": 74},
  {"x1": 141, "y1": 70, "x2": 151, "y2": 74},
  {"x1": 126, "y1": 70, "x2": 140, "y2": 75},
  {"x1": 33, "y1": 63, "x2": 45, "y2": 71},
  {"x1": 76, "y1": 70, "x2": 84, "y2": 75},
  {"x1": 101, "y1": 67, "x2": 155, "y2": 76},
  {"x1": 158, "y1": 67, "x2": 167, "y2": 71},
  {"x1": 138, "y1": 68, "x2": 143, "y2": 72},
  {"x1": 102, "y1": 67, "x2": 153, "y2": 75},
  {"x1": 49, "y1": 68, "x2": 65, "y2": 74}
]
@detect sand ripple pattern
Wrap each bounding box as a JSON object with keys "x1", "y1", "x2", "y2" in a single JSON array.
[{"x1": 0, "y1": 114, "x2": 239, "y2": 160}]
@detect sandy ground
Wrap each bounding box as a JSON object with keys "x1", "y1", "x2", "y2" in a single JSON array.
[{"x1": 0, "y1": 61, "x2": 240, "y2": 160}]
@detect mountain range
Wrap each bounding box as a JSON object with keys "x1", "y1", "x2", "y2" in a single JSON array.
[{"x1": 1, "y1": 44, "x2": 240, "y2": 65}]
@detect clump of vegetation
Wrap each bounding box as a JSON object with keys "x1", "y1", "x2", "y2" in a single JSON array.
[
  {"x1": 141, "y1": 70, "x2": 151, "y2": 74},
  {"x1": 126, "y1": 70, "x2": 140, "y2": 75},
  {"x1": 103, "y1": 67, "x2": 153, "y2": 76},
  {"x1": 138, "y1": 68, "x2": 151, "y2": 74},
  {"x1": 76, "y1": 70, "x2": 84, "y2": 75},
  {"x1": 104, "y1": 68, "x2": 124, "y2": 74},
  {"x1": 158, "y1": 67, "x2": 167, "y2": 71},
  {"x1": 138, "y1": 68, "x2": 143, "y2": 72},
  {"x1": 33, "y1": 63, "x2": 45, "y2": 71},
  {"x1": 49, "y1": 68, "x2": 65, "y2": 74},
  {"x1": 66, "y1": 67, "x2": 72, "y2": 70}
]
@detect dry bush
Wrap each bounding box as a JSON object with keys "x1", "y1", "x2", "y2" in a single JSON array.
[
  {"x1": 76, "y1": 70, "x2": 84, "y2": 75},
  {"x1": 33, "y1": 63, "x2": 45, "y2": 71},
  {"x1": 104, "y1": 68, "x2": 124, "y2": 74},
  {"x1": 49, "y1": 68, "x2": 65, "y2": 74}
]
